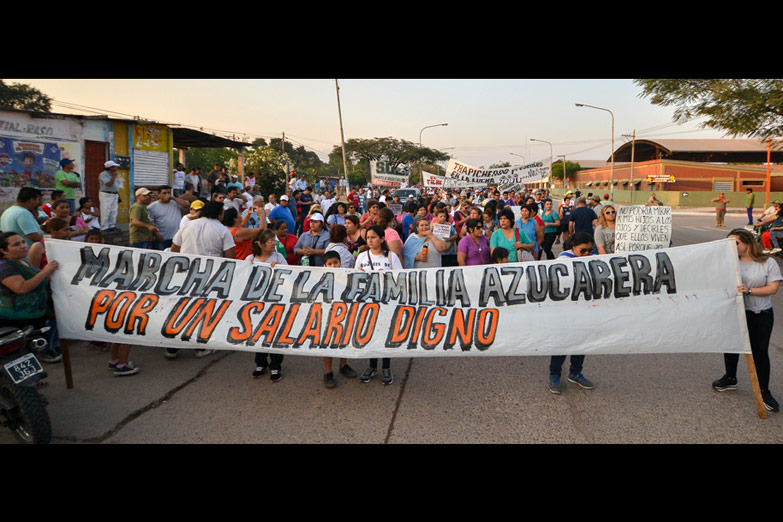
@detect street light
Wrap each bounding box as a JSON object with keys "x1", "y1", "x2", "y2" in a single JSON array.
[
  {"x1": 510, "y1": 153, "x2": 526, "y2": 164},
  {"x1": 575, "y1": 103, "x2": 615, "y2": 200},
  {"x1": 530, "y1": 138, "x2": 553, "y2": 191},
  {"x1": 419, "y1": 123, "x2": 448, "y2": 183},
  {"x1": 557, "y1": 154, "x2": 567, "y2": 189}
]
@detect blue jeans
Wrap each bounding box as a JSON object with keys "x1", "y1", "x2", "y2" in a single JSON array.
[
  {"x1": 550, "y1": 355, "x2": 585, "y2": 377},
  {"x1": 747, "y1": 207, "x2": 754, "y2": 224},
  {"x1": 153, "y1": 239, "x2": 173, "y2": 251},
  {"x1": 771, "y1": 231, "x2": 783, "y2": 249}
]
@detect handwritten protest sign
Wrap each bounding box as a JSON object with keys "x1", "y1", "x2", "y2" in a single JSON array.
[
  {"x1": 614, "y1": 206, "x2": 672, "y2": 252},
  {"x1": 431, "y1": 223, "x2": 452, "y2": 239}
]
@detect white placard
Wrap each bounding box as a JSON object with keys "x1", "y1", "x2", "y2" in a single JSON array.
[{"x1": 614, "y1": 206, "x2": 673, "y2": 252}]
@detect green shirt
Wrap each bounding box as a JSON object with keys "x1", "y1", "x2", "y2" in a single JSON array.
[
  {"x1": 129, "y1": 203, "x2": 152, "y2": 245},
  {"x1": 746, "y1": 192, "x2": 755, "y2": 208},
  {"x1": 0, "y1": 259, "x2": 49, "y2": 321},
  {"x1": 54, "y1": 169, "x2": 80, "y2": 199},
  {"x1": 490, "y1": 227, "x2": 532, "y2": 263}
]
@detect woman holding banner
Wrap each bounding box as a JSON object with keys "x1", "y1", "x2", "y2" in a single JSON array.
[
  {"x1": 357, "y1": 225, "x2": 402, "y2": 385},
  {"x1": 712, "y1": 229, "x2": 781, "y2": 412},
  {"x1": 548, "y1": 232, "x2": 597, "y2": 394}
]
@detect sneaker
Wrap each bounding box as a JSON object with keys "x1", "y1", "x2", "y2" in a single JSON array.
[
  {"x1": 270, "y1": 369, "x2": 282, "y2": 383},
  {"x1": 360, "y1": 367, "x2": 378, "y2": 383},
  {"x1": 339, "y1": 364, "x2": 358, "y2": 378},
  {"x1": 107, "y1": 360, "x2": 119, "y2": 371},
  {"x1": 382, "y1": 368, "x2": 393, "y2": 385},
  {"x1": 555, "y1": 238, "x2": 561, "y2": 245},
  {"x1": 195, "y1": 349, "x2": 214, "y2": 358},
  {"x1": 114, "y1": 362, "x2": 139, "y2": 376},
  {"x1": 712, "y1": 375, "x2": 737, "y2": 392},
  {"x1": 38, "y1": 350, "x2": 62, "y2": 364},
  {"x1": 771, "y1": 248, "x2": 782, "y2": 254},
  {"x1": 164, "y1": 348, "x2": 178, "y2": 359},
  {"x1": 252, "y1": 366, "x2": 267, "y2": 379},
  {"x1": 567, "y1": 373, "x2": 595, "y2": 389},
  {"x1": 324, "y1": 372, "x2": 336, "y2": 389},
  {"x1": 548, "y1": 375, "x2": 562, "y2": 394},
  {"x1": 762, "y1": 390, "x2": 779, "y2": 412}
]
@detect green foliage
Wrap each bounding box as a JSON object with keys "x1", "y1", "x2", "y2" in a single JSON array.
[
  {"x1": 0, "y1": 81, "x2": 52, "y2": 112},
  {"x1": 551, "y1": 161, "x2": 581, "y2": 181},
  {"x1": 182, "y1": 147, "x2": 238, "y2": 173},
  {"x1": 335, "y1": 137, "x2": 449, "y2": 172},
  {"x1": 635, "y1": 79, "x2": 783, "y2": 140}
]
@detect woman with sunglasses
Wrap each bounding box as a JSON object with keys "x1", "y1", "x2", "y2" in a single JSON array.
[
  {"x1": 548, "y1": 232, "x2": 596, "y2": 394},
  {"x1": 594, "y1": 204, "x2": 617, "y2": 255},
  {"x1": 712, "y1": 229, "x2": 781, "y2": 412}
]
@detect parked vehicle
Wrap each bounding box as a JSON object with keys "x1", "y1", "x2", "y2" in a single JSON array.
[
  {"x1": 0, "y1": 325, "x2": 52, "y2": 444},
  {"x1": 393, "y1": 188, "x2": 420, "y2": 204}
]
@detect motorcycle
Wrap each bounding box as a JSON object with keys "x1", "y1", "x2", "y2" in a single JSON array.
[{"x1": 0, "y1": 325, "x2": 52, "y2": 444}]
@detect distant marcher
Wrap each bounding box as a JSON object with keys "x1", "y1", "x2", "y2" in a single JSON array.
[
  {"x1": 711, "y1": 192, "x2": 729, "y2": 227},
  {"x1": 54, "y1": 159, "x2": 81, "y2": 214},
  {"x1": 745, "y1": 188, "x2": 755, "y2": 225},
  {"x1": 98, "y1": 160, "x2": 121, "y2": 231},
  {"x1": 129, "y1": 188, "x2": 163, "y2": 249}
]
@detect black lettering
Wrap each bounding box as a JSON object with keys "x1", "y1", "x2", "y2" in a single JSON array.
[
  {"x1": 610, "y1": 257, "x2": 632, "y2": 298},
  {"x1": 548, "y1": 264, "x2": 570, "y2": 301},
  {"x1": 71, "y1": 246, "x2": 111, "y2": 285},
  {"x1": 628, "y1": 255, "x2": 654, "y2": 296},
  {"x1": 526, "y1": 264, "x2": 548, "y2": 303},
  {"x1": 654, "y1": 252, "x2": 677, "y2": 294},
  {"x1": 587, "y1": 259, "x2": 613, "y2": 299},
  {"x1": 571, "y1": 261, "x2": 593, "y2": 301}
]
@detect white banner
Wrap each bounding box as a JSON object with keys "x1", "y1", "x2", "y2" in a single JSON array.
[
  {"x1": 422, "y1": 172, "x2": 445, "y2": 188},
  {"x1": 615, "y1": 206, "x2": 673, "y2": 252},
  {"x1": 444, "y1": 158, "x2": 551, "y2": 189},
  {"x1": 44, "y1": 238, "x2": 749, "y2": 358}
]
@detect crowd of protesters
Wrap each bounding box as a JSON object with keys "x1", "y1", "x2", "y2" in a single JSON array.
[{"x1": 0, "y1": 165, "x2": 780, "y2": 412}]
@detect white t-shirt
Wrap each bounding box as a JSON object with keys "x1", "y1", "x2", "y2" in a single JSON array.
[
  {"x1": 740, "y1": 257, "x2": 783, "y2": 313},
  {"x1": 172, "y1": 217, "x2": 235, "y2": 257},
  {"x1": 173, "y1": 169, "x2": 186, "y2": 190},
  {"x1": 244, "y1": 253, "x2": 288, "y2": 265},
  {"x1": 264, "y1": 202, "x2": 277, "y2": 224},
  {"x1": 355, "y1": 250, "x2": 402, "y2": 271},
  {"x1": 321, "y1": 197, "x2": 336, "y2": 216}
]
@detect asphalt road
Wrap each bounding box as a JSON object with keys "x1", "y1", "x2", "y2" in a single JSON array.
[{"x1": 3, "y1": 211, "x2": 782, "y2": 444}]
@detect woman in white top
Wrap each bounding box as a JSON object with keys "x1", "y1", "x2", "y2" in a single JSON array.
[
  {"x1": 712, "y1": 228, "x2": 782, "y2": 412},
  {"x1": 247, "y1": 228, "x2": 288, "y2": 382},
  {"x1": 245, "y1": 229, "x2": 288, "y2": 267},
  {"x1": 356, "y1": 225, "x2": 402, "y2": 385}
]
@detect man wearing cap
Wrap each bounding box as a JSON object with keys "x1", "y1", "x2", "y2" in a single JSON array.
[
  {"x1": 227, "y1": 174, "x2": 243, "y2": 192},
  {"x1": 179, "y1": 199, "x2": 205, "y2": 231},
  {"x1": 268, "y1": 194, "x2": 296, "y2": 233},
  {"x1": 55, "y1": 158, "x2": 81, "y2": 215},
  {"x1": 295, "y1": 173, "x2": 307, "y2": 192},
  {"x1": 129, "y1": 188, "x2": 163, "y2": 248},
  {"x1": 99, "y1": 160, "x2": 122, "y2": 231},
  {"x1": 294, "y1": 212, "x2": 329, "y2": 266}
]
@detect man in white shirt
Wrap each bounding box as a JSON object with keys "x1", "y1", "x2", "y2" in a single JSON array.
[
  {"x1": 172, "y1": 163, "x2": 186, "y2": 196},
  {"x1": 321, "y1": 190, "x2": 336, "y2": 216},
  {"x1": 172, "y1": 200, "x2": 235, "y2": 258},
  {"x1": 185, "y1": 168, "x2": 201, "y2": 195},
  {"x1": 265, "y1": 194, "x2": 279, "y2": 216}
]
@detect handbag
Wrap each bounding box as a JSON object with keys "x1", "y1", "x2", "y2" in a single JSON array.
[{"x1": 515, "y1": 228, "x2": 535, "y2": 262}]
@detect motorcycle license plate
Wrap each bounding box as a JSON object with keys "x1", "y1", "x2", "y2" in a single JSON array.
[{"x1": 3, "y1": 353, "x2": 43, "y2": 385}]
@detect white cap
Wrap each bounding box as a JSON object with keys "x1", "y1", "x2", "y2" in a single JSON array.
[
  {"x1": 310, "y1": 213, "x2": 324, "y2": 222},
  {"x1": 105, "y1": 160, "x2": 121, "y2": 168},
  {"x1": 280, "y1": 195, "x2": 289, "y2": 201}
]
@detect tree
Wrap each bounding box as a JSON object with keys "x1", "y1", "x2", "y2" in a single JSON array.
[
  {"x1": 551, "y1": 161, "x2": 581, "y2": 181},
  {"x1": 337, "y1": 137, "x2": 449, "y2": 171},
  {"x1": 0, "y1": 80, "x2": 52, "y2": 112},
  {"x1": 635, "y1": 79, "x2": 783, "y2": 140}
]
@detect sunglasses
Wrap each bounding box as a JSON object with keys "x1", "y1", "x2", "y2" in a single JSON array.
[
  {"x1": 605, "y1": 210, "x2": 616, "y2": 214},
  {"x1": 577, "y1": 248, "x2": 593, "y2": 255}
]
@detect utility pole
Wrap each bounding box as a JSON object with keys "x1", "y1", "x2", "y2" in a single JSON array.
[
  {"x1": 282, "y1": 131, "x2": 288, "y2": 189},
  {"x1": 623, "y1": 129, "x2": 636, "y2": 203},
  {"x1": 336, "y1": 80, "x2": 350, "y2": 196}
]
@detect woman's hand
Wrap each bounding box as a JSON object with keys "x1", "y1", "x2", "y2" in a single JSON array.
[
  {"x1": 737, "y1": 284, "x2": 749, "y2": 295},
  {"x1": 42, "y1": 260, "x2": 59, "y2": 275}
]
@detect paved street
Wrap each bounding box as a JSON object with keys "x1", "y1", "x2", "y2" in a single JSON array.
[{"x1": 3, "y1": 211, "x2": 781, "y2": 444}]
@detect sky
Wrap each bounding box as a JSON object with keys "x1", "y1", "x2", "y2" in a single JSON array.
[{"x1": 6, "y1": 78, "x2": 728, "y2": 169}]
